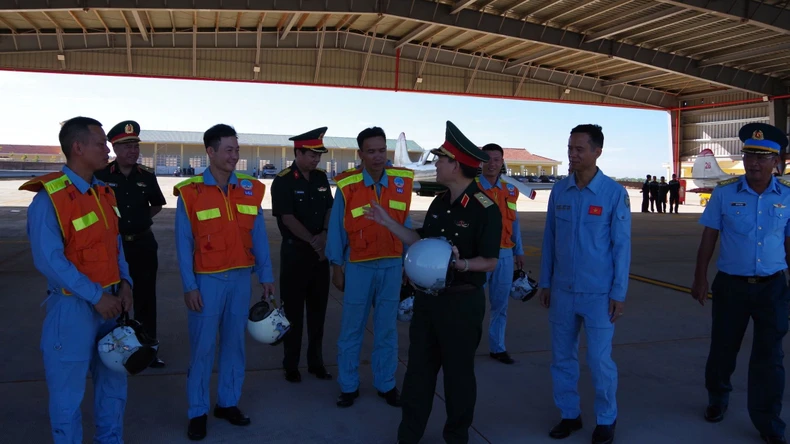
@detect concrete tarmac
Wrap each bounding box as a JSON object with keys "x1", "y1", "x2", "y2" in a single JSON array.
[{"x1": 1, "y1": 176, "x2": 782, "y2": 444}]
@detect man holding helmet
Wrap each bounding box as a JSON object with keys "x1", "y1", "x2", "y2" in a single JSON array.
[
  {"x1": 20, "y1": 116, "x2": 134, "y2": 444},
  {"x1": 364, "y1": 121, "x2": 502, "y2": 444},
  {"x1": 174, "y1": 124, "x2": 275, "y2": 441}
]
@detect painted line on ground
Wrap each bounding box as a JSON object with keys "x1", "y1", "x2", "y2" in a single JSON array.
[{"x1": 629, "y1": 273, "x2": 712, "y2": 299}]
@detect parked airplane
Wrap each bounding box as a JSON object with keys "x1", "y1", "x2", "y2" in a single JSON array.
[
  {"x1": 392, "y1": 132, "x2": 555, "y2": 199},
  {"x1": 687, "y1": 148, "x2": 790, "y2": 193}
]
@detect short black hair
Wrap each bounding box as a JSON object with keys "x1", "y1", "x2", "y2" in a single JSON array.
[
  {"x1": 570, "y1": 124, "x2": 604, "y2": 149},
  {"x1": 59, "y1": 116, "x2": 102, "y2": 159},
  {"x1": 204, "y1": 124, "x2": 238, "y2": 151},
  {"x1": 357, "y1": 127, "x2": 386, "y2": 149},
  {"x1": 481, "y1": 143, "x2": 503, "y2": 155}
]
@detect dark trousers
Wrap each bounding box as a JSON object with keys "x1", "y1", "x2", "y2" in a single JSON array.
[
  {"x1": 280, "y1": 240, "x2": 330, "y2": 370},
  {"x1": 669, "y1": 194, "x2": 679, "y2": 213},
  {"x1": 641, "y1": 194, "x2": 649, "y2": 212},
  {"x1": 706, "y1": 271, "x2": 789, "y2": 437},
  {"x1": 649, "y1": 196, "x2": 656, "y2": 212},
  {"x1": 122, "y1": 231, "x2": 159, "y2": 339},
  {"x1": 398, "y1": 286, "x2": 485, "y2": 444}
]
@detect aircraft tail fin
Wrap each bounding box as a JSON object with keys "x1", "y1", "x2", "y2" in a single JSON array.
[
  {"x1": 691, "y1": 148, "x2": 727, "y2": 180},
  {"x1": 393, "y1": 132, "x2": 409, "y2": 167}
]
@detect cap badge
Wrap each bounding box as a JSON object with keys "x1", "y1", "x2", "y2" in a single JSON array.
[
  {"x1": 753, "y1": 130, "x2": 764, "y2": 140},
  {"x1": 124, "y1": 123, "x2": 134, "y2": 134}
]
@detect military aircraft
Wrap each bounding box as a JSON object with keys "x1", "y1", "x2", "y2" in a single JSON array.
[{"x1": 392, "y1": 132, "x2": 555, "y2": 199}]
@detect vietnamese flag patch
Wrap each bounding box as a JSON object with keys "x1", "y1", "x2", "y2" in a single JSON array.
[{"x1": 588, "y1": 205, "x2": 603, "y2": 216}]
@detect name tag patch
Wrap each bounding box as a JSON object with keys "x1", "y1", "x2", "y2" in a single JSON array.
[
  {"x1": 555, "y1": 204, "x2": 571, "y2": 211},
  {"x1": 730, "y1": 202, "x2": 746, "y2": 206}
]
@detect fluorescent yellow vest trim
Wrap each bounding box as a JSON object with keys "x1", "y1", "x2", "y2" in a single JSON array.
[
  {"x1": 389, "y1": 200, "x2": 407, "y2": 211},
  {"x1": 507, "y1": 202, "x2": 517, "y2": 210},
  {"x1": 196, "y1": 208, "x2": 221, "y2": 221},
  {"x1": 351, "y1": 204, "x2": 370, "y2": 218},
  {"x1": 236, "y1": 204, "x2": 258, "y2": 216},
  {"x1": 44, "y1": 175, "x2": 70, "y2": 195},
  {"x1": 72, "y1": 211, "x2": 99, "y2": 231}
]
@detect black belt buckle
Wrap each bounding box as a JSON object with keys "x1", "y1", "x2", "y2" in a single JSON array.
[{"x1": 122, "y1": 234, "x2": 135, "y2": 242}]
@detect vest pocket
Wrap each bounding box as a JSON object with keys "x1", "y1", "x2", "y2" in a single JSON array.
[{"x1": 79, "y1": 245, "x2": 109, "y2": 262}]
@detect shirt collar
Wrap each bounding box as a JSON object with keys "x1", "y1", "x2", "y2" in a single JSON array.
[
  {"x1": 477, "y1": 174, "x2": 502, "y2": 190},
  {"x1": 737, "y1": 175, "x2": 782, "y2": 195},
  {"x1": 565, "y1": 168, "x2": 604, "y2": 194},
  {"x1": 202, "y1": 167, "x2": 239, "y2": 186},
  {"x1": 362, "y1": 168, "x2": 389, "y2": 188},
  {"x1": 62, "y1": 165, "x2": 102, "y2": 194}
]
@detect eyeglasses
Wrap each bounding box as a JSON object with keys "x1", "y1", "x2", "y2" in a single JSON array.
[{"x1": 742, "y1": 153, "x2": 777, "y2": 163}]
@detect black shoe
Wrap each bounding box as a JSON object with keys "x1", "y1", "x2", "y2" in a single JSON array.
[
  {"x1": 336, "y1": 389, "x2": 360, "y2": 408},
  {"x1": 213, "y1": 405, "x2": 250, "y2": 426},
  {"x1": 704, "y1": 404, "x2": 727, "y2": 423},
  {"x1": 762, "y1": 435, "x2": 787, "y2": 444},
  {"x1": 490, "y1": 351, "x2": 515, "y2": 365},
  {"x1": 378, "y1": 387, "x2": 402, "y2": 407},
  {"x1": 308, "y1": 366, "x2": 333, "y2": 380},
  {"x1": 549, "y1": 416, "x2": 582, "y2": 439},
  {"x1": 149, "y1": 357, "x2": 166, "y2": 368},
  {"x1": 592, "y1": 421, "x2": 616, "y2": 444},
  {"x1": 187, "y1": 414, "x2": 207, "y2": 441},
  {"x1": 284, "y1": 369, "x2": 302, "y2": 383}
]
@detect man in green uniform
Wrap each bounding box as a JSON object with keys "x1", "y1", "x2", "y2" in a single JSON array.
[
  {"x1": 96, "y1": 120, "x2": 167, "y2": 368},
  {"x1": 364, "y1": 121, "x2": 502, "y2": 444},
  {"x1": 270, "y1": 126, "x2": 334, "y2": 383}
]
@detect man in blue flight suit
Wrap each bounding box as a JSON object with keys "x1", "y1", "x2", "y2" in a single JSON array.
[
  {"x1": 477, "y1": 143, "x2": 525, "y2": 364},
  {"x1": 537, "y1": 124, "x2": 631, "y2": 444},
  {"x1": 23, "y1": 116, "x2": 133, "y2": 443},
  {"x1": 691, "y1": 122, "x2": 790, "y2": 444},
  {"x1": 175, "y1": 124, "x2": 275, "y2": 441},
  {"x1": 326, "y1": 126, "x2": 411, "y2": 408}
]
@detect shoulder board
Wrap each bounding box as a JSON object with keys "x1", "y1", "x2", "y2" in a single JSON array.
[
  {"x1": 716, "y1": 177, "x2": 739, "y2": 187},
  {"x1": 138, "y1": 164, "x2": 154, "y2": 173},
  {"x1": 779, "y1": 178, "x2": 790, "y2": 188},
  {"x1": 474, "y1": 192, "x2": 495, "y2": 208},
  {"x1": 277, "y1": 167, "x2": 291, "y2": 177}
]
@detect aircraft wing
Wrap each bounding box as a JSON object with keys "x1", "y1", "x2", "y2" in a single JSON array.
[{"x1": 502, "y1": 175, "x2": 554, "y2": 200}]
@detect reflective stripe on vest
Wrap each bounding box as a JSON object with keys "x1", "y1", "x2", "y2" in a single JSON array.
[
  {"x1": 72, "y1": 211, "x2": 99, "y2": 231},
  {"x1": 389, "y1": 200, "x2": 407, "y2": 211},
  {"x1": 351, "y1": 204, "x2": 370, "y2": 218},
  {"x1": 507, "y1": 201, "x2": 517, "y2": 211},
  {"x1": 196, "y1": 208, "x2": 221, "y2": 221},
  {"x1": 236, "y1": 204, "x2": 258, "y2": 216}
]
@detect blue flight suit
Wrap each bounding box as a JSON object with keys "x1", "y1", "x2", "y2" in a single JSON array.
[
  {"x1": 539, "y1": 169, "x2": 631, "y2": 426},
  {"x1": 326, "y1": 168, "x2": 412, "y2": 394},
  {"x1": 175, "y1": 169, "x2": 274, "y2": 420},
  {"x1": 477, "y1": 174, "x2": 524, "y2": 354},
  {"x1": 698, "y1": 175, "x2": 790, "y2": 437},
  {"x1": 27, "y1": 166, "x2": 134, "y2": 444}
]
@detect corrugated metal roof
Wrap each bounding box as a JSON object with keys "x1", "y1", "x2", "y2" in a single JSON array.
[{"x1": 139, "y1": 130, "x2": 425, "y2": 152}]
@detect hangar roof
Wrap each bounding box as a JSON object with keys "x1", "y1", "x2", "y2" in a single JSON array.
[{"x1": 0, "y1": 1, "x2": 787, "y2": 108}]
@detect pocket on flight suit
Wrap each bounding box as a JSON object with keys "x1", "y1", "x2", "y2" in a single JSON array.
[
  {"x1": 42, "y1": 298, "x2": 97, "y2": 362},
  {"x1": 723, "y1": 205, "x2": 751, "y2": 235},
  {"x1": 768, "y1": 206, "x2": 789, "y2": 235},
  {"x1": 554, "y1": 210, "x2": 574, "y2": 262}
]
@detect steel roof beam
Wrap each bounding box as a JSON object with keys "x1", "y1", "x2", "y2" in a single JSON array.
[
  {"x1": 651, "y1": 0, "x2": 790, "y2": 36},
  {"x1": 584, "y1": 6, "x2": 687, "y2": 43},
  {"x1": 699, "y1": 41, "x2": 790, "y2": 67}
]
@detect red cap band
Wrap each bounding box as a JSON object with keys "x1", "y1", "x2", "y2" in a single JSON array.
[
  {"x1": 442, "y1": 140, "x2": 480, "y2": 168},
  {"x1": 294, "y1": 139, "x2": 324, "y2": 149}
]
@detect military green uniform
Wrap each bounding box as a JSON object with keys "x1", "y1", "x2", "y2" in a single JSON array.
[
  {"x1": 96, "y1": 121, "x2": 167, "y2": 356},
  {"x1": 271, "y1": 127, "x2": 334, "y2": 380},
  {"x1": 398, "y1": 122, "x2": 503, "y2": 444}
]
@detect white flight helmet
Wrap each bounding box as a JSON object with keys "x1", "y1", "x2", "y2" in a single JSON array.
[
  {"x1": 511, "y1": 269, "x2": 539, "y2": 302},
  {"x1": 398, "y1": 283, "x2": 416, "y2": 322},
  {"x1": 404, "y1": 237, "x2": 454, "y2": 295},
  {"x1": 97, "y1": 313, "x2": 159, "y2": 375},
  {"x1": 248, "y1": 296, "x2": 291, "y2": 345}
]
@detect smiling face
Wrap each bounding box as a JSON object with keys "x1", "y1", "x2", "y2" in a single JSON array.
[
  {"x1": 482, "y1": 149, "x2": 503, "y2": 181},
  {"x1": 113, "y1": 141, "x2": 140, "y2": 168},
  {"x1": 743, "y1": 152, "x2": 779, "y2": 185},
  {"x1": 567, "y1": 132, "x2": 601, "y2": 173},
  {"x1": 207, "y1": 136, "x2": 239, "y2": 173}
]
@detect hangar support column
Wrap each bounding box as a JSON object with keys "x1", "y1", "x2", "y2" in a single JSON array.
[{"x1": 770, "y1": 99, "x2": 788, "y2": 174}]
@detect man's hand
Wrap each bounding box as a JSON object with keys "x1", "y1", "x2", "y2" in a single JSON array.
[
  {"x1": 363, "y1": 202, "x2": 396, "y2": 228},
  {"x1": 261, "y1": 282, "x2": 275, "y2": 298},
  {"x1": 332, "y1": 265, "x2": 345, "y2": 292},
  {"x1": 514, "y1": 255, "x2": 525, "y2": 270},
  {"x1": 309, "y1": 234, "x2": 325, "y2": 253},
  {"x1": 94, "y1": 293, "x2": 123, "y2": 320},
  {"x1": 118, "y1": 280, "x2": 133, "y2": 314},
  {"x1": 538, "y1": 288, "x2": 551, "y2": 309},
  {"x1": 609, "y1": 299, "x2": 625, "y2": 323},
  {"x1": 184, "y1": 289, "x2": 203, "y2": 312},
  {"x1": 691, "y1": 276, "x2": 709, "y2": 306}
]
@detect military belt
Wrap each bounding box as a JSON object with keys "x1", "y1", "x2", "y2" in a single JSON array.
[
  {"x1": 726, "y1": 271, "x2": 783, "y2": 284},
  {"x1": 121, "y1": 228, "x2": 152, "y2": 242}
]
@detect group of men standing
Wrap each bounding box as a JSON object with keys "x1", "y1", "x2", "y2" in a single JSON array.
[
  {"x1": 640, "y1": 173, "x2": 681, "y2": 213},
  {"x1": 22, "y1": 114, "x2": 790, "y2": 444}
]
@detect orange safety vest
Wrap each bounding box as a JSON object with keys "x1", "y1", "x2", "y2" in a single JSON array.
[
  {"x1": 20, "y1": 172, "x2": 122, "y2": 294},
  {"x1": 335, "y1": 167, "x2": 413, "y2": 262},
  {"x1": 476, "y1": 176, "x2": 519, "y2": 249},
  {"x1": 173, "y1": 173, "x2": 265, "y2": 274}
]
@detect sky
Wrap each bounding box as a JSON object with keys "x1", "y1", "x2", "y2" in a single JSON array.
[{"x1": 0, "y1": 70, "x2": 673, "y2": 178}]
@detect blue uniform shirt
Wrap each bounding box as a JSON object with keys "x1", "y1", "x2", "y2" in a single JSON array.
[
  {"x1": 175, "y1": 168, "x2": 274, "y2": 293},
  {"x1": 326, "y1": 167, "x2": 412, "y2": 268},
  {"x1": 698, "y1": 175, "x2": 790, "y2": 276},
  {"x1": 477, "y1": 174, "x2": 524, "y2": 256},
  {"x1": 27, "y1": 166, "x2": 133, "y2": 305},
  {"x1": 539, "y1": 169, "x2": 632, "y2": 301}
]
